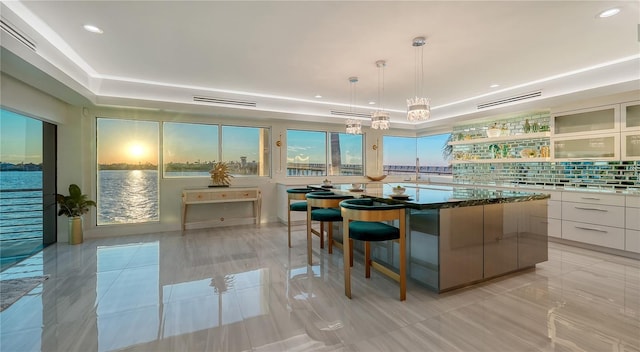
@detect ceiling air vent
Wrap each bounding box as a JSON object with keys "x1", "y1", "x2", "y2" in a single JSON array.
[
  {"x1": 0, "y1": 18, "x2": 36, "y2": 51},
  {"x1": 193, "y1": 96, "x2": 256, "y2": 107},
  {"x1": 477, "y1": 90, "x2": 542, "y2": 110},
  {"x1": 330, "y1": 110, "x2": 371, "y2": 119}
]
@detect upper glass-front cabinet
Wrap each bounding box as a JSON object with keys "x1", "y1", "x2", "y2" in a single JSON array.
[
  {"x1": 622, "y1": 132, "x2": 640, "y2": 160},
  {"x1": 622, "y1": 101, "x2": 640, "y2": 131},
  {"x1": 551, "y1": 104, "x2": 620, "y2": 136},
  {"x1": 552, "y1": 133, "x2": 619, "y2": 161}
]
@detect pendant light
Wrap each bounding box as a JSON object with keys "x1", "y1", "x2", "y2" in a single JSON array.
[
  {"x1": 407, "y1": 36, "x2": 430, "y2": 121},
  {"x1": 371, "y1": 60, "x2": 390, "y2": 130},
  {"x1": 345, "y1": 76, "x2": 362, "y2": 134}
]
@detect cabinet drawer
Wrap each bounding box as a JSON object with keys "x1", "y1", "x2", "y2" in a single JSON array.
[
  {"x1": 562, "y1": 202, "x2": 624, "y2": 227},
  {"x1": 184, "y1": 192, "x2": 212, "y2": 202},
  {"x1": 548, "y1": 218, "x2": 562, "y2": 238},
  {"x1": 562, "y1": 220, "x2": 625, "y2": 250},
  {"x1": 627, "y1": 207, "x2": 640, "y2": 231},
  {"x1": 561, "y1": 192, "x2": 625, "y2": 206},
  {"x1": 626, "y1": 229, "x2": 640, "y2": 253},
  {"x1": 211, "y1": 190, "x2": 257, "y2": 200},
  {"x1": 626, "y1": 195, "x2": 640, "y2": 208},
  {"x1": 548, "y1": 200, "x2": 561, "y2": 219}
]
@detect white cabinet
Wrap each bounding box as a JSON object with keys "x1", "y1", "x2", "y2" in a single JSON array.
[
  {"x1": 550, "y1": 104, "x2": 622, "y2": 161},
  {"x1": 562, "y1": 220, "x2": 625, "y2": 250},
  {"x1": 547, "y1": 191, "x2": 562, "y2": 239},
  {"x1": 561, "y1": 192, "x2": 625, "y2": 206},
  {"x1": 621, "y1": 101, "x2": 640, "y2": 131},
  {"x1": 621, "y1": 132, "x2": 640, "y2": 160},
  {"x1": 562, "y1": 202, "x2": 624, "y2": 228},
  {"x1": 552, "y1": 133, "x2": 619, "y2": 160},
  {"x1": 626, "y1": 195, "x2": 640, "y2": 253},
  {"x1": 551, "y1": 104, "x2": 620, "y2": 136},
  {"x1": 560, "y1": 191, "x2": 626, "y2": 250}
]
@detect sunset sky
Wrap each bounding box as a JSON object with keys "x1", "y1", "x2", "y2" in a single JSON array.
[
  {"x1": 97, "y1": 119, "x2": 159, "y2": 165},
  {"x1": 0, "y1": 109, "x2": 43, "y2": 164}
]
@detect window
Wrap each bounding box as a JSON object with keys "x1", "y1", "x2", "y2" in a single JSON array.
[
  {"x1": 221, "y1": 126, "x2": 270, "y2": 176},
  {"x1": 383, "y1": 134, "x2": 452, "y2": 179},
  {"x1": 329, "y1": 132, "x2": 363, "y2": 176},
  {"x1": 383, "y1": 136, "x2": 417, "y2": 178},
  {"x1": 97, "y1": 118, "x2": 159, "y2": 225},
  {"x1": 286, "y1": 130, "x2": 364, "y2": 176},
  {"x1": 287, "y1": 130, "x2": 327, "y2": 176},
  {"x1": 163, "y1": 122, "x2": 218, "y2": 177},
  {"x1": 417, "y1": 133, "x2": 452, "y2": 175}
]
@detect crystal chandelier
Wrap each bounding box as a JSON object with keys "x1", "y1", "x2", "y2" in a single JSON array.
[
  {"x1": 407, "y1": 37, "x2": 430, "y2": 122},
  {"x1": 345, "y1": 76, "x2": 362, "y2": 134},
  {"x1": 371, "y1": 60, "x2": 390, "y2": 130}
]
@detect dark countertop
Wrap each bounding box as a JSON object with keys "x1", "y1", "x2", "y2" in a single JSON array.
[{"x1": 308, "y1": 183, "x2": 550, "y2": 210}]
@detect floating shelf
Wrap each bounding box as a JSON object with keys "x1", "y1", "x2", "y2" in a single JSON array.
[
  {"x1": 448, "y1": 132, "x2": 550, "y2": 145},
  {"x1": 451, "y1": 157, "x2": 551, "y2": 164}
]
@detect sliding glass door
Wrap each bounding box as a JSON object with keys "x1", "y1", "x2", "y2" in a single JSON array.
[{"x1": 0, "y1": 108, "x2": 56, "y2": 271}]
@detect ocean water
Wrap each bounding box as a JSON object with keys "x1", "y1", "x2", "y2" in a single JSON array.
[
  {"x1": 0, "y1": 171, "x2": 43, "y2": 241},
  {"x1": 0, "y1": 170, "x2": 160, "y2": 229},
  {"x1": 98, "y1": 170, "x2": 159, "y2": 224}
]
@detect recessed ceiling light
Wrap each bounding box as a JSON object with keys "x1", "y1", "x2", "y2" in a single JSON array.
[
  {"x1": 314, "y1": 95, "x2": 322, "y2": 99},
  {"x1": 598, "y1": 8, "x2": 620, "y2": 18},
  {"x1": 368, "y1": 101, "x2": 376, "y2": 105},
  {"x1": 490, "y1": 84, "x2": 500, "y2": 88},
  {"x1": 83, "y1": 24, "x2": 103, "y2": 34}
]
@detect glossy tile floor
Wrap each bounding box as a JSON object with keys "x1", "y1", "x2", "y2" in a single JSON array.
[{"x1": 1, "y1": 223, "x2": 639, "y2": 352}]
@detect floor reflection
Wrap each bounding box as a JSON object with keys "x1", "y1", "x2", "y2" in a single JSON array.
[{"x1": 1, "y1": 225, "x2": 638, "y2": 352}]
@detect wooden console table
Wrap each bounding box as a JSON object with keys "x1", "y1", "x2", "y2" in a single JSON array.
[{"x1": 181, "y1": 187, "x2": 261, "y2": 232}]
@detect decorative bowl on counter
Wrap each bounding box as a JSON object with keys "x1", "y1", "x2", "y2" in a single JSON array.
[
  {"x1": 392, "y1": 186, "x2": 406, "y2": 195},
  {"x1": 366, "y1": 175, "x2": 387, "y2": 182}
]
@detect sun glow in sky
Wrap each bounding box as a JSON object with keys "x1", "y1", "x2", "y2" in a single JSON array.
[
  {"x1": 97, "y1": 119, "x2": 158, "y2": 165},
  {"x1": 128, "y1": 143, "x2": 146, "y2": 159}
]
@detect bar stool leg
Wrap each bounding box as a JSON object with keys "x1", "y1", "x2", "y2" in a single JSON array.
[
  {"x1": 350, "y1": 239, "x2": 354, "y2": 267},
  {"x1": 287, "y1": 200, "x2": 292, "y2": 248},
  {"x1": 365, "y1": 242, "x2": 371, "y2": 278},
  {"x1": 327, "y1": 222, "x2": 333, "y2": 254},
  {"x1": 343, "y1": 219, "x2": 352, "y2": 299},
  {"x1": 319, "y1": 222, "x2": 325, "y2": 249},
  {"x1": 307, "y1": 205, "x2": 313, "y2": 266},
  {"x1": 399, "y1": 218, "x2": 407, "y2": 301}
]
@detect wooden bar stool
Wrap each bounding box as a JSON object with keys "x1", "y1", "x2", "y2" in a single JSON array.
[
  {"x1": 305, "y1": 191, "x2": 353, "y2": 265},
  {"x1": 286, "y1": 188, "x2": 314, "y2": 248},
  {"x1": 340, "y1": 198, "x2": 407, "y2": 301}
]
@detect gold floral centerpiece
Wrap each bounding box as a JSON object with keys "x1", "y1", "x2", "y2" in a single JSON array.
[{"x1": 209, "y1": 162, "x2": 233, "y2": 187}]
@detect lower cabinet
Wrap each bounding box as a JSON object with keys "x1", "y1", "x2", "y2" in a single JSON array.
[
  {"x1": 483, "y1": 203, "x2": 518, "y2": 278},
  {"x1": 562, "y1": 220, "x2": 625, "y2": 250},
  {"x1": 439, "y1": 206, "x2": 484, "y2": 291},
  {"x1": 518, "y1": 199, "x2": 549, "y2": 268},
  {"x1": 560, "y1": 192, "x2": 626, "y2": 250},
  {"x1": 439, "y1": 201, "x2": 549, "y2": 291},
  {"x1": 626, "y1": 229, "x2": 640, "y2": 253},
  {"x1": 626, "y1": 196, "x2": 640, "y2": 253}
]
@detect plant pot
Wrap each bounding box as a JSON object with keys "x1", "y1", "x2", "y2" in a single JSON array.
[{"x1": 68, "y1": 216, "x2": 83, "y2": 245}]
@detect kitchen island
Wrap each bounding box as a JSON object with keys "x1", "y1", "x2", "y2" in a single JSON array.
[{"x1": 309, "y1": 183, "x2": 550, "y2": 292}]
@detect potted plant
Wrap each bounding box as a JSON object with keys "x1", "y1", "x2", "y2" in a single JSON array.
[
  {"x1": 209, "y1": 162, "x2": 233, "y2": 187},
  {"x1": 56, "y1": 184, "x2": 96, "y2": 245}
]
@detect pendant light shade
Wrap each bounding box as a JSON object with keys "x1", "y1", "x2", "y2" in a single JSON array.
[
  {"x1": 372, "y1": 60, "x2": 390, "y2": 130},
  {"x1": 345, "y1": 76, "x2": 362, "y2": 134},
  {"x1": 407, "y1": 37, "x2": 431, "y2": 121}
]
